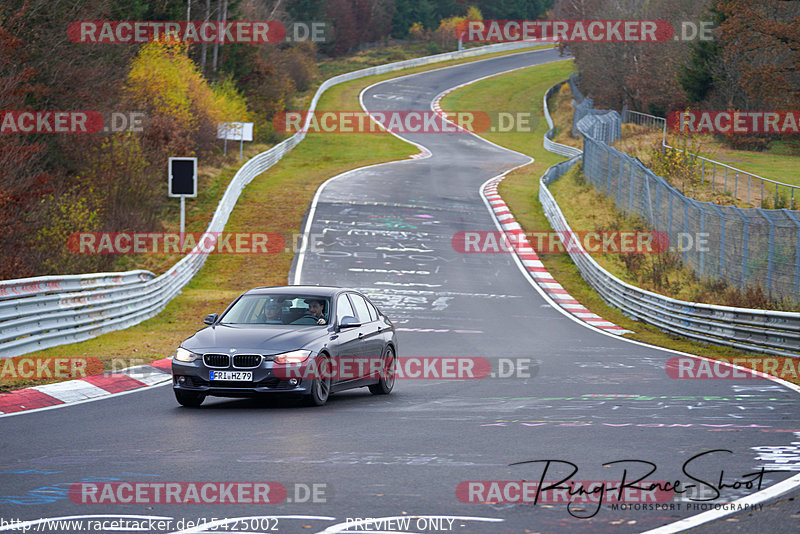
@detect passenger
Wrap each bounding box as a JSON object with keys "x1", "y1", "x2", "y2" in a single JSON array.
[{"x1": 258, "y1": 299, "x2": 283, "y2": 324}]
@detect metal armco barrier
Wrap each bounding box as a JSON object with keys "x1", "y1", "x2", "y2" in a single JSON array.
[
  {"x1": 0, "y1": 41, "x2": 549, "y2": 359},
  {"x1": 539, "y1": 81, "x2": 800, "y2": 357},
  {"x1": 542, "y1": 81, "x2": 582, "y2": 158}
]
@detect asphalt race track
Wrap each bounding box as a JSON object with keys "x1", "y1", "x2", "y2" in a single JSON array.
[{"x1": 2, "y1": 49, "x2": 799, "y2": 534}]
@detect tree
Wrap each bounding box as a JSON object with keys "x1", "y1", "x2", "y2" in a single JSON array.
[
  {"x1": 473, "y1": 0, "x2": 551, "y2": 20},
  {"x1": 287, "y1": 0, "x2": 327, "y2": 20}
]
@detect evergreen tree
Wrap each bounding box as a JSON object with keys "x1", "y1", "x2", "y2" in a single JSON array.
[{"x1": 678, "y1": 3, "x2": 725, "y2": 103}]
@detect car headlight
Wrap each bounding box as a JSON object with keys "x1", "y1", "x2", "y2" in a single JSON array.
[
  {"x1": 175, "y1": 347, "x2": 199, "y2": 362},
  {"x1": 273, "y1": 350, "x2": 312, "y2": 365}
]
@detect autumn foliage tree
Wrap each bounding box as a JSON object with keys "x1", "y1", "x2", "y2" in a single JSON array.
[
  {"x1": 0, "y1": 6, "x2": 51, "y2": 278},
  {"x1": 433, "y1": 6, "x2": 481, "y2": 49},
  {"x1": 712, "y1": 0, "x2": 800, "y2": 112},
  {"x1": 554, "y1": 0, "x2": 703, "y2": 116}
]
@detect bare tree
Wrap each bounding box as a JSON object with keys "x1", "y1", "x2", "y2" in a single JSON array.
[{"x1": 201, "y1": 0, "x2": 211, "y2": 72}]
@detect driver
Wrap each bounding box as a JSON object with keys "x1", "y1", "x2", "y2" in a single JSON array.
[{"x1": 302, "y1": 298, "x2": 327, "y2": 325}]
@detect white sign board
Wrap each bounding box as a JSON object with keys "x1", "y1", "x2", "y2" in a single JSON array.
[{"x1": 217, "y1": 122, "x2": 254, "y2": 141}]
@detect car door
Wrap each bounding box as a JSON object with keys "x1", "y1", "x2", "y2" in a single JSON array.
[
  {"x1": 331, "y1": 293, "x2": 362, "y2": 384},
  {"x1": 348, "y1": 292, "x2": 384, "y2": 379}
]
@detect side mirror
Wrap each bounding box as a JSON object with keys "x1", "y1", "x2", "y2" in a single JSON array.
[
  {"x1": 339, "y1": 316, "x2": 361, "y2": 329},
  {"x1": 204, "y1": 313, "x2": 219, "y2": 325}
]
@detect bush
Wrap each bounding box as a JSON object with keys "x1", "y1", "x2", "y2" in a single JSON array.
[
  {"x1": 648, "y1": 139, "x2": 701, "y2": 193},
  {"x1": 32, "y1": 185, "x2": 109, "y2": 275}
]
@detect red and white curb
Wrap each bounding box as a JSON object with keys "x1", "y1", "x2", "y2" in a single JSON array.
[
  {"x1": 483, "y1": 176, "x2": 632, "y2": 335},
  {"x1": 0, "y1": 358, "x2": 172, "y2": 416},
  {"x1": 409, "y1": 147, "x2": 431, "y2": 159},
  {"x1": 432, "y1": 86, "x2": 472, "y2": 133}
]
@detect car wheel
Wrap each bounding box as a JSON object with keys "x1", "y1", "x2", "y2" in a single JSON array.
[
  {"x1": 305, "y1": 355, "x2": 331, "y2": 406},
  {"x1": 174, "y1": 389, "x2": 206, "y2": 407},
  {"x1": 368, "y1": 347, "x2": 396, "y2": 395}
]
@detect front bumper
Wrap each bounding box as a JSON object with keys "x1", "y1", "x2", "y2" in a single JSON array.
[{"x1": 172, "y1": 359, "x2": 314, "y2": 397}]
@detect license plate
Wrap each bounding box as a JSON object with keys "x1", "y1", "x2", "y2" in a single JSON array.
[{"x1": 209, "y1": 370, "x2": 253, "y2": 381}]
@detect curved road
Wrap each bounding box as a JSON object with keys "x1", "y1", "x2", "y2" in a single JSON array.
[{"x1": 1, "y1": 49, "x2": 799, "y2": 534}]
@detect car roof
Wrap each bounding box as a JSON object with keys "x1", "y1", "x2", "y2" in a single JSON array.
[{"x1": 244, "y1": 285, "x2": 345, "y2": 298}]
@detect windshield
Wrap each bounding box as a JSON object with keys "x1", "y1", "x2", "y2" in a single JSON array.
[{"x1": 219, "y1": 294, "x2": 331, "y2": 326}]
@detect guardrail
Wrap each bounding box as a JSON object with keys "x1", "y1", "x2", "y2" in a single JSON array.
[
  {"x1": 538, "y1": 81, "x2": 800, "y2": 357},
  {"x1": 0, "y1": 41, "x2": 551, "y2": 360},
  {"x1": 542, "y1": 81, "x2": 582, "y2": 158}
]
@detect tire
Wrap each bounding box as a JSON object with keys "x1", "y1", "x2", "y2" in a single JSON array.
[
  {"x1": 305, "y1": 355, "x2": 332, "y2": 406},
  {"x1": 368, "y1": 347, "x2": 396, "y2": 395},
  {"x1": 175, "y1": 389, "x2": 206, "y2": 407}
]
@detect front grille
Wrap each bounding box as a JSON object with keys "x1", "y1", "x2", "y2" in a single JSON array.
[
  {"x1": 203, "y1": 353, "x2": 230, "y2": 368},
  {"x1": 233, "y1": 354, "x2": 262, "y2": 368}
]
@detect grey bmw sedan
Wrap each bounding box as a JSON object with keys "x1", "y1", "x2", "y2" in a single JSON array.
[{"x1": 171, "y1": 285, "x2": 397, "y2": 407}]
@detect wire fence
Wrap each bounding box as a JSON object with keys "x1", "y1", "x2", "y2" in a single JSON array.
[
  {"x1": 622, "y1": 110, "x2": 800, "y2": 210},
  {"x1": 575, "y1": 100, "x2": 800, "y2": 303}
]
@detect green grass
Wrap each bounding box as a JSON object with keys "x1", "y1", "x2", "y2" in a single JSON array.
[
  {"x1": 693, "y1": 138, "x2": 800, "y2": 187},
  {"x1": 616, "y1": 127, "x2": 800, "y2": 208},
  {"x1": 439, "y1": 58, "x2": 800, "y2": 384},
  {"x1": 0, "y1": 47, "x2": 561, "y2": 393}
]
